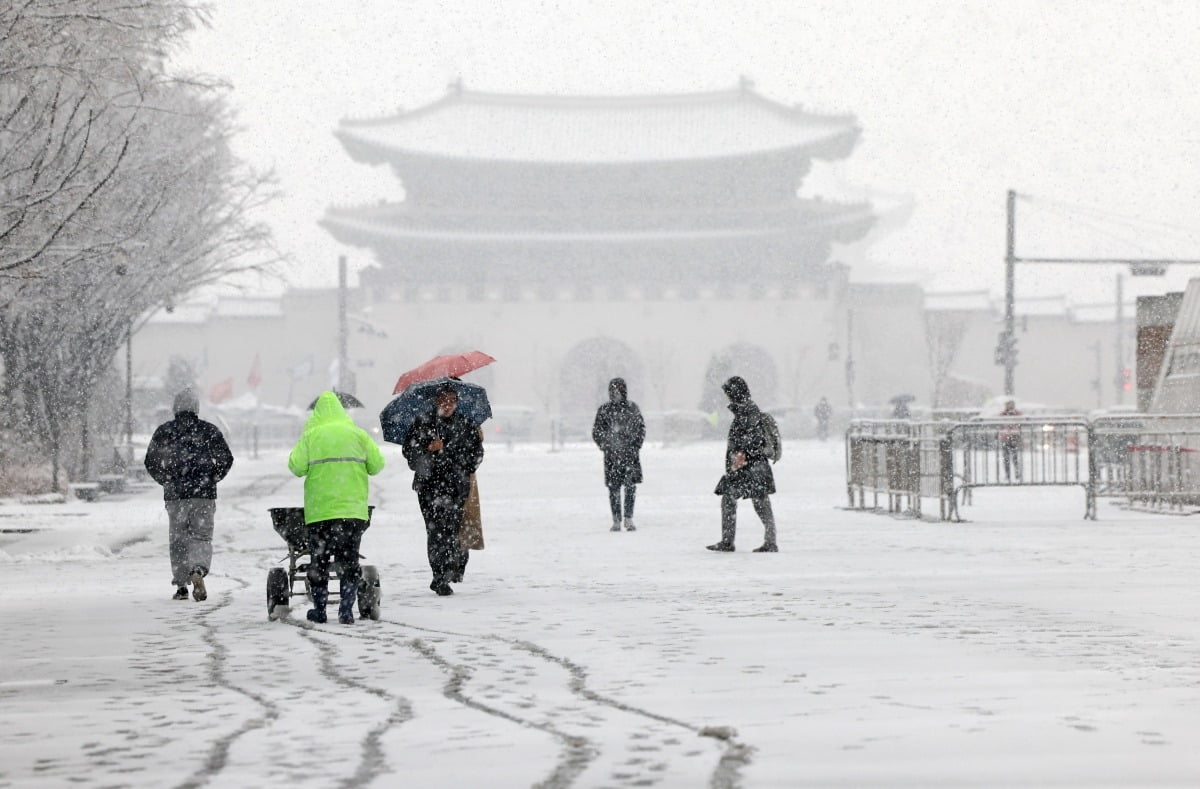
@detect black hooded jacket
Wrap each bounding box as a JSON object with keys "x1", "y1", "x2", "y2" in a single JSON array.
[
  {"x1": 592, "y1": 378, "x2": 645, "y2": 487},
  {"x1": 714, "y1": 376, "x2": 775, "y2": 498},
  {"x1": 144, "y1": 411, "x2": 234, "y2": 501},
  {"x1": 402, "y1": 409, "x2": 484, "y2": 499}
]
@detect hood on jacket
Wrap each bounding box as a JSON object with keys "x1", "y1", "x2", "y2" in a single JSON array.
[
  {"x1": 608, "y1": 377, "x2": 627, "y2": 403},
  {"x1": 305, "y1": 390, "x2": 354, "y2": 430},
  {"x1": 722, "y1": 376, "x2": 751, "y2": 405},
  {"x1": 173, "y1": 388, "x2": 199, "y2": 415}
]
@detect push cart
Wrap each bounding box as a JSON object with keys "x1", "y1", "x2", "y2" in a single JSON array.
[{"x1": 266, "y1": 506, "x2": 381, "y2": 621}]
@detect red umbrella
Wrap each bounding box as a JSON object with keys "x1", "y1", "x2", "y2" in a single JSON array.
[{"x1": 392, "y1": 351, "x2": 496, "y2": 394}]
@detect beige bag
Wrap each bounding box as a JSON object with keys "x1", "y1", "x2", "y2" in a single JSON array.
[{"x1": 459, "y1": 473, "x2": 484, "y2": 550}]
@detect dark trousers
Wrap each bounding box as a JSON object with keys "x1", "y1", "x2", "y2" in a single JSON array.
[
  {"x1": 720, "y1": 494, "x2": 776, "y2": 546},
  {"x1": 607, "y1": 484, "x2": 637, "y2": 521},
  {"x1": 1001, "y1": 439, "x2": 1021, "y2": 481},
  {"x1": 307, "y1": 518, "x2": 367, "y2": 592},
  {"x1": 418, "y1": 486, "x2": 469, "y2": 585}
]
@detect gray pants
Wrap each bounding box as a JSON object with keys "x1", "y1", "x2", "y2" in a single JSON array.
[
  {"x1": 166, "y1": 499, "x2": 215, "y2": 586},
  {"x1": 720, "y1": 494, "x2": 776, "y2": 546}
]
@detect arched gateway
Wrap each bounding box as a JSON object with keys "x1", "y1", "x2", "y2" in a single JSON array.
[{"x1": 320, "y1": 80, "x2": 876, "y2": 433}]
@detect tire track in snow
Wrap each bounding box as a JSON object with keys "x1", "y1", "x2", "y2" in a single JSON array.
[
  {"x1": 280, "y1": 618, "x2": 590, "y2": 788},
  {"x1": 337, "y1": 617, "x2": 750, "y2": 788},
  {"x1": 408, "y1": 636, "x2": 595, "y2": 789},
  {"x1": 298, "y1": 625, "x2": 415, "y2": 789},
  {"x1": 510, "y1": 637, "x2": 753, "y2": 789},
  {"x1": 174, "y1": 577, "x2": 279, "y2": 789}
]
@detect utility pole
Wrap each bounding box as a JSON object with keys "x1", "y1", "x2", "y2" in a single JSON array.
[
  {"x1": 1003, "y1": 189, "x2": 1017, "y2": 396},
  {"x1": 1000, "y1": 190, "x2": 1200, "y2": 406},
  {"x1": 1114, "y1": 273, "x2": 1125, "y2": 405},
  {"x1": 845, "y1": 309, "x2": 856, "y2": 409},
  {"x1": 337, "y1": 255, "x2": 349, "y2": 393}
]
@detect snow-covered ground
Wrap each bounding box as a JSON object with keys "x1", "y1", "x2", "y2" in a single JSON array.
[{"x1": 2, "y1": 438, "x2": 1199, "y2": 788}]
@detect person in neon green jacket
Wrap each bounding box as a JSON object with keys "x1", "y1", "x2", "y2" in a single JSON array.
[{"x1": 288, "y1": 391, "x2": 385, "y2": 624}]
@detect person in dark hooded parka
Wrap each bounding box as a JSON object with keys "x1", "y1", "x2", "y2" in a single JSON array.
[
  {"x1": 592, "y1": 377, "x2": 645, "y2": 531},
  {"x1": 708, "y1": 376, "x2": 778, "y2": 552},
  {"x1": 144, "y1": 388, "x2": 234, "y2": 601}
]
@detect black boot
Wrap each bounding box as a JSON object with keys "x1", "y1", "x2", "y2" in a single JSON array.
[
  {"x1": 338, "y1": 581, "x2": 359, "y2": 624},
  {"x1": 307, "y1": 587, "x2": 328, "y2": 623}
]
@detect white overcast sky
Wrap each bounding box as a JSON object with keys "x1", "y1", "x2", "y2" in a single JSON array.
[{"x1": 171, "y1": 0, "x2": 1200, "y2": 306}]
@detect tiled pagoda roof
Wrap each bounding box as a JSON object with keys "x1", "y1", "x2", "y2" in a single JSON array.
[
  {"x1": 320, "y1": 199, "x2": 875, "y2": 246},
  {"x1": 335, "y1": 81, "x2": 861, "y2": 165}
]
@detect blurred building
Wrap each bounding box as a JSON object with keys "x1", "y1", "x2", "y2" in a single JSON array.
[
  {"x1": 129, "y1": 82, "x2": 1154, "y2": 439},
  {"x1": 315, "y1": 79, "x2": 876, "y2": 429}
]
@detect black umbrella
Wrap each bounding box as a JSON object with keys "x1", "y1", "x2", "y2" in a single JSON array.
[
  {"x1": 308, "y1": 390, "x2": 365, "y2": 410},
  {"x1": 889, "y1": 393, "x2": 916, "y2": 404},
  {"x1": 379, "y1": 377, "x2": 492, "y2": 444}
]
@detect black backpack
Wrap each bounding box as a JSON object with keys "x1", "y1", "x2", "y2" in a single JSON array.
[{"x1": 760, "y1": 412, "x2": 782, "y2": 463}]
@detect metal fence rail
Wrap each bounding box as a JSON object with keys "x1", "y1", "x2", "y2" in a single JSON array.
[
  {"x1": 845, "y1": 420, "x2": 952, "y2": 519},
  {"x1": 944, "y1": 419, "x2": 1093, "y2": 520},
  {"x1": 847, "y1": 412, "x2": 1200, "y2": 520},
  {"x1": 1089, "y1": 415, "x2": 1200, "y2": 510}
]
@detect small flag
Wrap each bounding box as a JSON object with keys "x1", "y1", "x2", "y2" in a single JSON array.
[
  {"x1": 208, "y1": 378, "x2": 233, "y2": 404},
  {"x1": 247, "y1": 353, "x2": 262, "y2": 391}
]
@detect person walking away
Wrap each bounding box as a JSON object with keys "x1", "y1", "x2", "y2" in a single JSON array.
[
  {"x1": 708, "y1": 376, "x2": 778, "y2": 553},
  {"x1": 288, "y1": 391, "x2": 385, "y2": 624},
  {"x1": 592, "y1": 377, "x2": 645, "y2": 532},
  {"x1": 144, "y1": 389, "x2": 234, "y2": 601},
  {"x1": 814, "y1": 397, "x2": 832, "y2": 442},
  {"x1": 999, "y1": 399, "x2": 1022, "y2": 482},
  {"x1": 403, "y1": 385, "x2": 485, "y2": 596}
]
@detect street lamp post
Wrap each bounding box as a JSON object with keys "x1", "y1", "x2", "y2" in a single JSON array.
[{"x1": 125, "y1": 317, "x2": 133, "y2": 465}]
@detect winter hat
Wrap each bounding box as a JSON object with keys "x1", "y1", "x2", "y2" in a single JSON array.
[
  {"x1": 173, "y1": 388, "x2": 199, "y2": 415},
  {"x1": 608, "y1": 377, "x2": 627, "y2": 402},
  {"x1": 722, "y1": 376, "x2": 751, "y2": 404}
]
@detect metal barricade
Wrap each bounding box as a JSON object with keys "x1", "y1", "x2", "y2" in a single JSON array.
[
  {"x1": 943, "y1": 419, "x2": 1093, "y2": 520},
  {"x1": 845, "y1": 420, "x2": 953, "y2": 518},
  {"x1": 846, "y1": 411, "x2": 1200, "y2": 521},
  {"x1": 1101, "y1": 415, "x2": 1200, "y2": 510}
]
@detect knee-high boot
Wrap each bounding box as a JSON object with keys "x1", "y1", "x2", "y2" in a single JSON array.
[
  {"x1": 338, "y1": 581, "x2": 359, "y2": 624},
  {"x1": 307, "y1": 587, "x2": 328, "y2": 623}
]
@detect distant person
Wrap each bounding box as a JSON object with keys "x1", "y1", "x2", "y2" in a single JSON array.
[
  {"x1": 144, "y1": 389, "x2": 234, "y2": 602},
  {"x1": 999, "y1": 399, "x2": 1022, "y2": 482},
  {"x1": 403, "y1": 385, "x2": 485, "y2": 596},
  {"x1": 814, "y1": 397, "x2": 833, "y2": 441},
  {"x1": 707, "y1": 376, "x2": 778, "y2": 553},
  {"x1": 891, "y1": 399, "x2": 911, "y2": 420},
  {"x1": 288, "y1": 391, "x2": 385, "y2": 624},
  {"x1": 592, "y1": 377, "x2": 646, "y2": 532}
]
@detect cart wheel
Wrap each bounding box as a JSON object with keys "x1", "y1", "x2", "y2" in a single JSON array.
[
  {"x1": 267, "y1": 567, "x2": 290, "y2": 620},
  {"x1": 359, "y1": 565, "x2": 381, "y2": 621}
]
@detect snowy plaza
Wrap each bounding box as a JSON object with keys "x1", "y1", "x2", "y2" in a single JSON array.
[{"x1": 3, "y1": 438, "x2": 1200, "y2": 788}]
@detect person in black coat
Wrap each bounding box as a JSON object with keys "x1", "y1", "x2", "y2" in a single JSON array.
[
  {"x1": 402, "y1": 385, "x2": 485, "y2": 596},
  {"x1": 814, "y1": 396, "x2": 832, "y2": 442},
  {"x1": 592, "y1": 377, "x2": 645, "y2": 532},
  {"x1": 708, "y1": 376, "x2": 778, "y2": 553},
  {"x1": 144, "y1": 389, "x2": 234, "y2": 600}
]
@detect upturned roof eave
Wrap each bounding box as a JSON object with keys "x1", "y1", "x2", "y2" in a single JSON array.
[
  {"x1": 318, "y1": 207, "x2": 874, "y2": 246},
  {"x1": 334, "y1": 126, "x2": 859, "y2": 169}
]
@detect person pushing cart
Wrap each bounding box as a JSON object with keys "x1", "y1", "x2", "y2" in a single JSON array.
[{"x1": 287, "y1": 391, "x2": 385, "y2": 624}]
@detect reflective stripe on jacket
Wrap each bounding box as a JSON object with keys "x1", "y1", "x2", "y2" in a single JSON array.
[{"x1": 288, "y1": 392, "x2": 385, "y2": 523}]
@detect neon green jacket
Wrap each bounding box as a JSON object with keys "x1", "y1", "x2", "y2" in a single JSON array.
[{"x1": 288, "y1": 392, "x2": 385, "y2": 523}]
